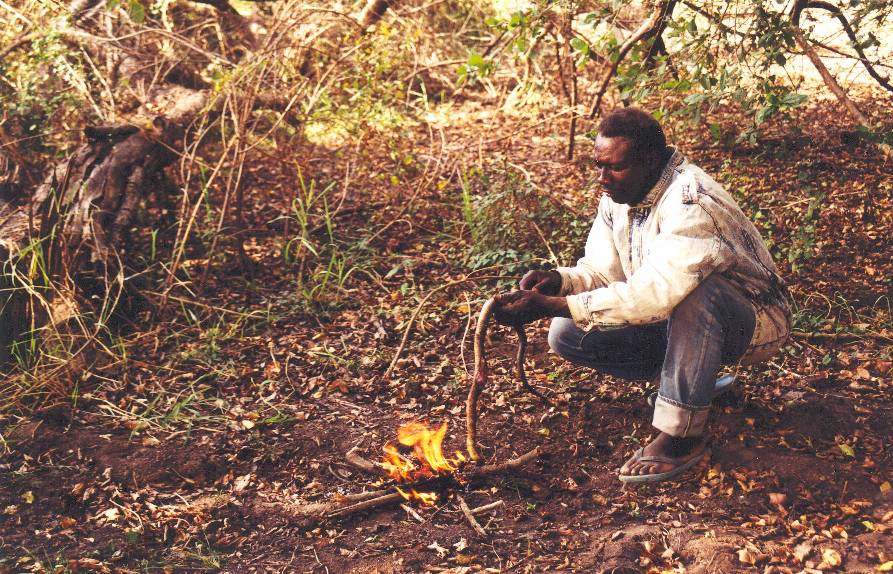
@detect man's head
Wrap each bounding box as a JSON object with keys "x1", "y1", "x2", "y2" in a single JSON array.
[{"x1": 591, "y1": 107, "x2": 668, "y2": 205}]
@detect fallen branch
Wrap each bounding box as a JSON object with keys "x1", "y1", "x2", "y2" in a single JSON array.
[
  {"x1": 472, "y1": 446, "x2": 541, "y2": 477},
  {"x1": 470, "y1": 500, "x2": 504, "y2": 515},
  {"x1": 401, "y1": 503, "x2": 426, "y2": 522},
  {"x1": 340, "y1": 489, "x2": 390, "y2": 503},
  {"x1": 293, "y1": 447, "x2": 539, "y2": 523},
  {"x1": 324, "y1": 492, "x2": 405, "y2": 518},
  {"x1": 791, "y1": 330, "x2": 893, "y2": 343}
]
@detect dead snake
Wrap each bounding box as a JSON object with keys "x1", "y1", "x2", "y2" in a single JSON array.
[{"x1": 465, "y1": 297, "x2": 550, "y2": 461}]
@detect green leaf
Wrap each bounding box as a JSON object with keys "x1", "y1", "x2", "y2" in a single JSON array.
[
  {"x1": 687, "y1": 19, "x2": 697, "y2": 34},
  {"x1": 509, "y1": 11, "x2": 525, "y2": 27},
  {"x1": 755, "y1": 105, "x2": 776, "y2": 124},
  {"x1": 709, "y1": 122, "x2": 722, "y2": 141},
  {"x1": 127, "y1": 0, "x2": 145, "y2": 22},
  {"x1": 838, "y1": 443, "x2": 855, "y2": 457},
  {"x1": 467, "y1": 53, "x2": 486, "y2": 68},
  {"x1": 570, "y1": 38, "x2": 589, "y2": 55},
  {"x1": 781, "y1": 92, "x2": 808, "y2": 108}
]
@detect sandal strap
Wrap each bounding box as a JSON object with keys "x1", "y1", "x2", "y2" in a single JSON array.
[
  {"x1": 637, "y1": 445, "x2": 706, "y2": 466},
  {"x1": 637, "y1": 454, "x2": 690, "y2": 465}
]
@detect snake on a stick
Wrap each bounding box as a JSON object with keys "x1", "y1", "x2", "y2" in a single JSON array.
[{"x1": 465, "y1": 296, "x2": 550, "y2": 461}]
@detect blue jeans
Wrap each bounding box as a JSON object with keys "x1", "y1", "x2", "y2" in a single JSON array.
[{"x1": 548, "y1": 274, "x2": 756, "y2": 437}]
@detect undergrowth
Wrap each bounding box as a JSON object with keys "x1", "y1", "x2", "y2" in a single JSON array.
[{"x1": 458, "y1": 164, "x2": 589, "y2": 275}]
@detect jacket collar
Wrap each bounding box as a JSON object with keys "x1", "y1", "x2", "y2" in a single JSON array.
[{"x1": 630, "y1": 146, "x2": 685, "y2": 209}]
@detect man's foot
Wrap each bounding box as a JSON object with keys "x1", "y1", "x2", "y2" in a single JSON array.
[{"x1": 618, "y1": 433, "x2": 707, "y2": 483}]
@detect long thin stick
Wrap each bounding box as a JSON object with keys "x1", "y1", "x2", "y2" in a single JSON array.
[
  {"x1": 466, "y1": 297, "x2": 496, "y2": 460},
  {"x1": 466, "y1": 298, "x2": 548, "y2": 461},
  {"x1": 470, "y1": 500, "x2": 504, "y2": 515},
  {"x1": 472, "y1": 447, "x2": 541, "y2": 477},
  {"x1": 340, "y1": 489, "x2": 389, "y2": 502}
]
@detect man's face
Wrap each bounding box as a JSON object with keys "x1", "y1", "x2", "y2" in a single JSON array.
[{"x1": 591, "y1": 135, "x2": 657, "y2": 205}]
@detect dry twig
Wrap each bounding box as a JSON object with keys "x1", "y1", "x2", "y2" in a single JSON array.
[{"x1": 456, "y1": 493, "x2": 488, "y2": 537}]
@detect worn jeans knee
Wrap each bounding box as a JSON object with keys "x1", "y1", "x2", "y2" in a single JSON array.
[
  {"x1": 548, "y1": 317, "x2": 665, "y2": 380},
  {"x1": 547, "y1": 317, "x2": 580, "y2": 360}
]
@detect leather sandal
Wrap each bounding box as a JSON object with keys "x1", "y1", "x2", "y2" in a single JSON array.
[{"x1": 618, "y1": 443, "x2": 709, "y2": 484}]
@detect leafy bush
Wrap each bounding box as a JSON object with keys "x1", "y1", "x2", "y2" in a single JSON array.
[{"x1": 459, "y1": 166, "x2": 589, "y2": 274}]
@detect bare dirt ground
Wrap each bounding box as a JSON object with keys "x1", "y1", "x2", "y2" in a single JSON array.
[{"x1": 1, "y1": 95, "x2": 892, "y2": 573}]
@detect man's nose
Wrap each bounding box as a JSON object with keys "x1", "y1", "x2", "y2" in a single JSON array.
[{"x1": 597, "y1": 167, "x2": 611, "y2": 185}]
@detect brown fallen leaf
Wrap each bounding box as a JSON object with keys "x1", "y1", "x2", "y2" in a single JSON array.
[
  {"x1": 793, "y1": 542, "x2": 812, "y2": 563},
  {"x1": 737, "y1": 548, "x2": 756, "y2": 565},
  {"x1": 769, "y1": 492, "x2": 787, "y2": 506},
  {"x1": 818, "y1": 547, "x2": 842, "y2": 569},
  {"x1": 60, "y1": 516, "x2": 77, "y2": 529}
]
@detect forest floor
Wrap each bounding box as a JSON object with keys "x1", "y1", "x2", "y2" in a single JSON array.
[{"x1": 1, "y1": 95, "x2": 892, "y2": 573}]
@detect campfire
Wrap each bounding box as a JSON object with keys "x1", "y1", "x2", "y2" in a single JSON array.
[
  {"x1": 294, "y1": 297, "x2": 544, "y2": 535},
  {"x1": 381, "y1": 421, "x2": 466, "y2": 505}
]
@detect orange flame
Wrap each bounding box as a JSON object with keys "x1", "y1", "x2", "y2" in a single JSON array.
[
  {"x1": 380, "y1": 421, "x2": 465, "y2": 504},
  {"x1": 395, "y1": 486, "x2": 438, "y2": 505}
]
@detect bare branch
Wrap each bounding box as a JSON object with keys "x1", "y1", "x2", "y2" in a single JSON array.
[
  {"x1": 793, "y1": 0, "x2": 892, "y2": 94},
  {"x1": 587, "y1": 0, "x2": 677, "y2": 120}
]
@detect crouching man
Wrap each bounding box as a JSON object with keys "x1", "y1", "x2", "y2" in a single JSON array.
[{"x1": 494, "y1": 107, "x2": 791, "y2": 483}]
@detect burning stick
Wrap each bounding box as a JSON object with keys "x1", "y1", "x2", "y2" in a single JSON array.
[
  {"x1": 466, "y1": 297, "x2": 549, "y2": 461},
  {"x1": 307, "y1": 447, "x2": 538, "y2": 524}
]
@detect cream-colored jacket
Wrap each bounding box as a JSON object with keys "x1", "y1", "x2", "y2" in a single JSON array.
[{"x1": 556, "y1": 148, "x2": 791, "y2": 364}]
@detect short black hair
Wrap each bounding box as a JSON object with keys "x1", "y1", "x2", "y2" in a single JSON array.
[{"x1": 597, "y1": 107, "x2": 666, "y2": 159}]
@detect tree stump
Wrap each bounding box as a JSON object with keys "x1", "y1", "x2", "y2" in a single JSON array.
[{"x1": 0, "y1": 125, "x2": 174, "y2": 381}]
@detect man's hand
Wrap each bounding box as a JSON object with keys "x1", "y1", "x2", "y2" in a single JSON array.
[
  {"x1": 493, "y1": 290, "x2": 570, "y2": 326},
  {"x1": 519, "y1": 269, "x2": 562, "y2": 295}
]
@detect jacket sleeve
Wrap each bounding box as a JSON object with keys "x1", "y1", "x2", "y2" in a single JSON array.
[
  {"x1": 555, "y1": 196, "x2": 625, "y2": 295},
  {"x1": 565, "y1": 196, "x2": 724, "y2": 329}
]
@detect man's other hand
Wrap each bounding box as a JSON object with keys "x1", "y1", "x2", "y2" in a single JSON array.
[
  {"x1": 493, "y1": 290, "x2": 570, "y2": 326},
  {"x1": 519, "y1": 269, "x2": 562, "y2": 295}
]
